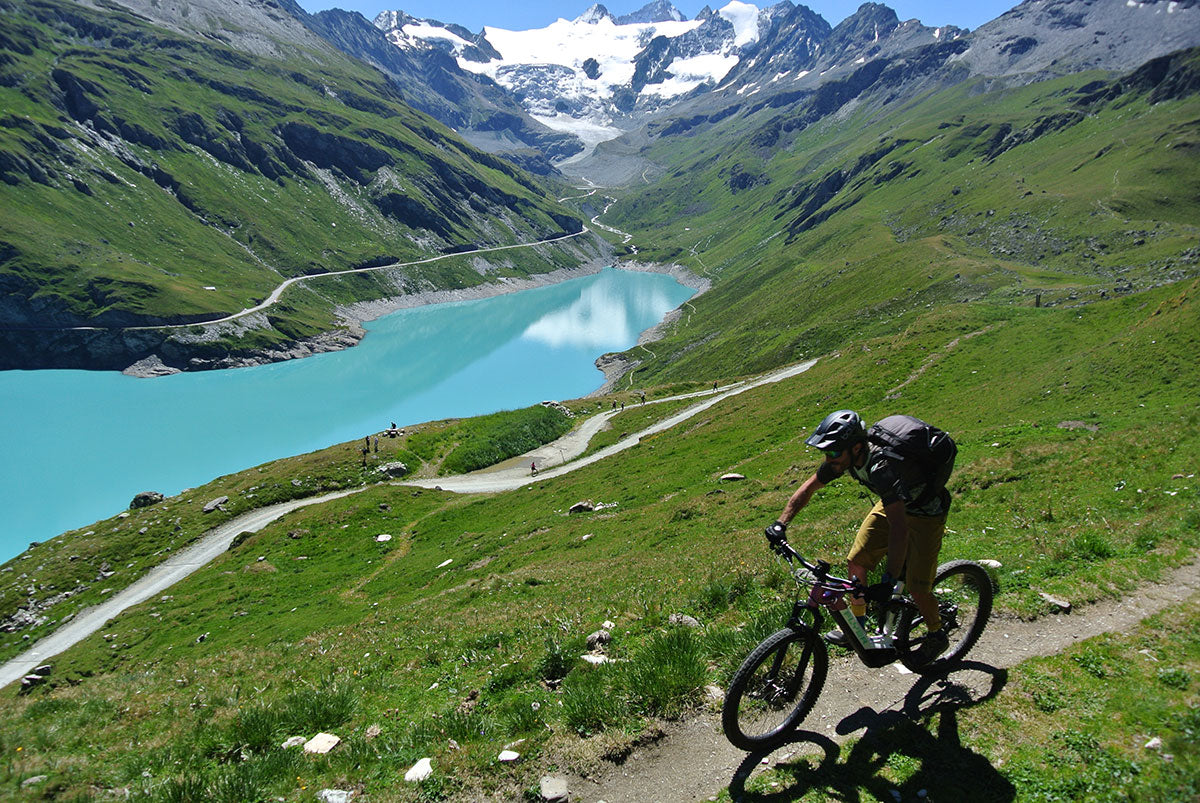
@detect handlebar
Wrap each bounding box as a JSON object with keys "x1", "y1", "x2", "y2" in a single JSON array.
[{"x1": 771, "y1": 537, "x2": 861, "y2": 594}]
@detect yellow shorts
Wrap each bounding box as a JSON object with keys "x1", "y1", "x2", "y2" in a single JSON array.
[{"x1": 847, "y1": 500, "x2": 945, "y2": 594}]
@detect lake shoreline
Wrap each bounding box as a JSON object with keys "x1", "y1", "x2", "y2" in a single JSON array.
[{"x1": 125, "y1": 260, "x2": 709, "y2": 382}]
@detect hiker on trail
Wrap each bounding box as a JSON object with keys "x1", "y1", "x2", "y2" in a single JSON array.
[
  {"x1": 764, "y1": 410, "x2": 958, "y2": 666},
  {"x1": 530, "y1": 460, "x2": 538, "y2": 476}
]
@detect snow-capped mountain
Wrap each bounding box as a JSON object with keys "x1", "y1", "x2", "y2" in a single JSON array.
[
  {"x1": 375, "y1": 1, "x2": 776, "y2": 151},
  {"x1": 368, "y1": 0, "x2": 1200, "y2": 168}
]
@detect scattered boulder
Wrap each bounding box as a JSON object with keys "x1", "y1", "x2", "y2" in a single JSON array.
[
  {"x1": 130, "y1": 491, "x2": 164, "y2": 509},
  {"x1": 304, "y1": 732, "x2": 340, "y2": 754},
  {"x1": 376, "y1": 461, "x2": 409, "y2": 478},
  {"x1": 586, "y1": 629, "x2": 611, "y2": 650},
  {"x1": 405, "y1": 757, "x2": 433, "y2": 782},
  {"x1": 669, "y1": 613, "x2": 701, "y2": 628},
  {"x1": 720, "y1": 473, "x2": 746, "y2": 482},
  {"x1": 581, "y1": 654, "x2": 611, "y2": 665},
  {"x1": 540, "y1": 775, "x2": 569, "y2": 802},
  {"x1": 569, "y1": 500, "x2": 595, "y2": 514},
  {"x1": 603, "y1": 620, "x2": 616, "y2": 630},
  {"x1": 498, "y1": 749, "x2": 520, "y2": 762},
  {"x1": 20, "y1": 776, "x2": 48, "y2": 789},
  {"x1": 19, "y1": 674, "x2": 46, "y2": 693},
  {"x1": 704, "y1": 684, "x2": 725, "y2": 702},
  {"x1": 977, "y1": 559, "x2": 1002, "y2": 569},
  {"x1": 317, "y1": 790, "x2": 353, "y2": 803},
  {"x1": 1039, "y1": 592, "x2": 1072, "y2": 612},
  {"x1": 1145, "y1": 736, "x2": 1163, "y2": 750},
  {"x1": 281, "y1": 736, "x2": 306, "y2": 749},
  {"x1": 365, "y1": 724, "x2": 382, "y2": 739},
  {"x1": 203, "y1": 496, "x2": 229, "y2": 513},
  {"x1": 375, "y1": 534, "x2": 392, "y2": 543}
]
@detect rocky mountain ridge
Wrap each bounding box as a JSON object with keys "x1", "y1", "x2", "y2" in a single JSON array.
[{"x1": 366, "y1": 0, "x2": 1200, "y2": 171}]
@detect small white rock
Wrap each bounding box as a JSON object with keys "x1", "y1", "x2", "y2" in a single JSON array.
[
  {"x1": 405, "y1": 757, "x2": 433, "y2": 782},
  {"x1": 281, "y1": 736, "x2": 306, "y2": 749},
  {"x1": 603, "y1": 620, "x2": 616, "y2": 630},
  {"x1": 1145, "y1": 736, "x2": 1163, "y2": 750},
  {"x1": 436, "y1": 559, "x2": 452, "y2": 569},
  {"x1": 498, "y1": 750, "x2": 520, "y2": 762},
  {"x1": 375, "y1": 534, "x2": 392, "y2": 542},
  {"x1": 317, "y1": 790, "x2": 353, "y2": 803},
  {"x1": 303, "y1": 733, "x2": 340, "y2": 754},
  {"x1": 977, "y1": 559, "x2": 1002, "y2": 569},
  {"x1": 581, "y1": 654, "x2": 610, "y2": 665}
]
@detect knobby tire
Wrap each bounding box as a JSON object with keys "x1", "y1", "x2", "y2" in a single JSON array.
[
  {"x1": 896, "y1": 559, "x2": 993, "y2": 674},
  {"x1": 722, "y1": 626, "x2": 828, "y2": 751}
]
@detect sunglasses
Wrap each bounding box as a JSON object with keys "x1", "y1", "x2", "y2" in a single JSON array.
[{"x1": 823, "y1": 449, "x2": 844, "y2": 459}]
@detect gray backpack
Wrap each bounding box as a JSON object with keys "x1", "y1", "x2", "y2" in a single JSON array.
[{"x1": 867, "y1": 415, "x2": 957, "y2": 506}]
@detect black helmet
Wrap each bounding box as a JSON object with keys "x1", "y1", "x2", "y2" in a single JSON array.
[{"x1": 805, "y1": 409, "x2": 866, "y2": 451}]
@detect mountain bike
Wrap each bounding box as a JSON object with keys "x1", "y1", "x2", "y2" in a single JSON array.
[{"x1": 721, "y1": 537, "x2": 994, "y2": 751}]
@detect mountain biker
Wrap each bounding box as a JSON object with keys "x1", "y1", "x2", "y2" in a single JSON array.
[{"x1": 765, "y1": 409, "x2": 955, "y2": 665}]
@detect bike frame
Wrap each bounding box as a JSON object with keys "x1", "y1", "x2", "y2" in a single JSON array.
[{"x1": 781, "y1": 549, "x2": 908, "y2": 669}]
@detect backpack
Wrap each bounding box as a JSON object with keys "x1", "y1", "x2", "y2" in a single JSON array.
[{"x1": 867, "y1": 415, "x2": 957, "y2": 506}]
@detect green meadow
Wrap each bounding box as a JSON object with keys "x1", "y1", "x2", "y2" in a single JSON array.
[{"x1": 0, "y1": 23, "x2": 1197, "y2": 803}]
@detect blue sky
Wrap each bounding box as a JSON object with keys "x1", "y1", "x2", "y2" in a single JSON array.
[{"x1": 295, "y1": 0, "x2": 1023, "y2": 35}]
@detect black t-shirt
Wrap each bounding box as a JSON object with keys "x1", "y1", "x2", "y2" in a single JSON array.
[{"x1": 819, "y1": 443, "x2": 950, "y2": 517}]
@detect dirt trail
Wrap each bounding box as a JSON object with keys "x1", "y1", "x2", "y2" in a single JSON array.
[
  {"x1": 565, "y1": 559, "x2": 1200, "y2": 803},
  {"x1": 1, "y1": 360, "x2": 818, "y2": 690}
]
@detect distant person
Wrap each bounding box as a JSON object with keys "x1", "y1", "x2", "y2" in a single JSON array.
[
  {"x1": 530, "y1": 460, "x2": 538, "y2": 476},
  {"x1": 764, "y1": 410, "x2": 957, "y2": 666},
  {"x1": 713, "y1": 381, "x2": 718, "y2": 391},
  {"x1": 372, "y1": 436, "x2": 379, "y2": 453}
]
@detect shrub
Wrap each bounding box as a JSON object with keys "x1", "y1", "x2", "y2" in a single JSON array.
[
  {"x1": 561, "y1": 666, "x2": 625, "y2": 735},
  {"x1": 626, "y1": 628, "x2": 707, "y2": 718},
  {"x1": 536, "y1": 636, "x2": 581, "y2": 682},
  {"x1": 1071, "y1": 531, "x2": 1115, "y2": 561},
  {"x1": 277, "y1": 681, "x2": 356, "y2": 733}
]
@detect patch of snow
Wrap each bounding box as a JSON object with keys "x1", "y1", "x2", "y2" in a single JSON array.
[
  {"x1": 401, "y1": 22, "x2": 473, "y2": 52},
  {"x1": 855, "y1": 56, "x2": 866, "y2": 64},
  {"x1": 466, "y1": 16, "x2": 702, "y2": 90},
  {"x1": 641, "y1": 53, "x2": 740, "y2": 98},
  {"x1": 718, "y1": 1, "x2": 761, "y2": 48},
  {"x1": 530, "y1": 113, "x2": 623, "y2": 149}
]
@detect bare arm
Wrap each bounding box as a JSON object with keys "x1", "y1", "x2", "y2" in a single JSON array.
[{"x1": 779, "y1": 473, "x2": 825, "y2": 525}]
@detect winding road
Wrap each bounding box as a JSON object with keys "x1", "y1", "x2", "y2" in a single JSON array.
[
  {"x1": 0, "y1": 358, "x2": 818, "y2": 689},
  {"x1": 60, "y1": 229, "x2": 589, "y2": 332}
]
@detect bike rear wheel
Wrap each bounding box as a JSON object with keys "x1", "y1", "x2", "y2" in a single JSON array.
[
  {"x1": 722, "y1": 626, "x2": 827, "y2": 751},
  {"x1": 896, "y1": 559, "x2": 993, "y2": 674}
]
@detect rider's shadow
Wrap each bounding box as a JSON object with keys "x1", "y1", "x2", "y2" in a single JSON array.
[{"x1": 727, "y1": 661, "x2": 1015, "y2": 802}]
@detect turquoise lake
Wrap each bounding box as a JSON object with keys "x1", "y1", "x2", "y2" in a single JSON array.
[{"x1": 0, "y1": 267, "x2": 695, "y2": 563}]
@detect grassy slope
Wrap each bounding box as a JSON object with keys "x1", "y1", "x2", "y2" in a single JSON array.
[
  {"x1": 603, "y1": 59, "x2": 1200, "y2": 386},
  {"x1": 0, "y1": 0, "x2": 581, "y2": 330},
  {"x1": 0, "y1": 278, "x2": 1195, "y2": 800},
  {"x1": 0, "y1": 43, "x2": 1197, "y2": 803}
]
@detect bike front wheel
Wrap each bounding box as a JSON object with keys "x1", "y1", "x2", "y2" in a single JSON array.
[
  {"x1": 722, "y1": 626, "x2": 828, "y2": 751},
  {"x1": 896, "y1": 559, "x2": 993, "y2": 674}
]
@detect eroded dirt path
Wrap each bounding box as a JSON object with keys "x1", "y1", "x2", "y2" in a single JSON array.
[{"x1": 565, "y1": 559, "x2": 1200, "y2": 803}]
